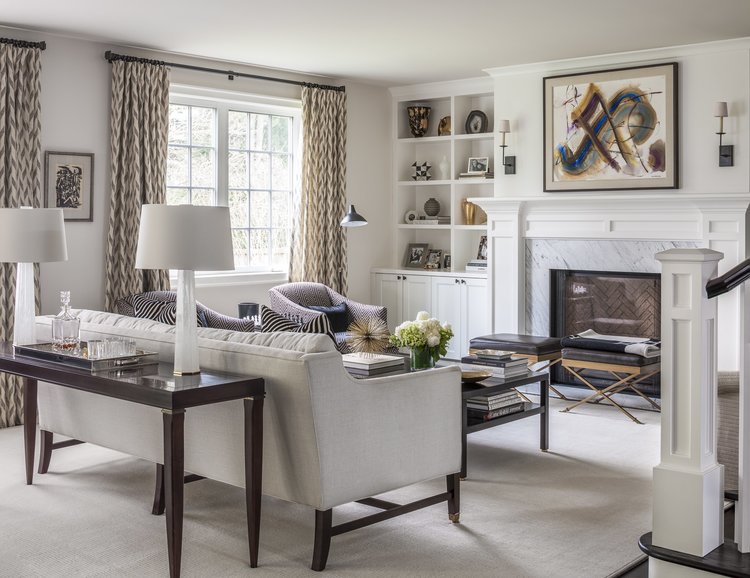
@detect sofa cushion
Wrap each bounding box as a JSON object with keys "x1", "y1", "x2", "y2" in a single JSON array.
[
  {"x1": 261, "y1": 305, "x2": 336, "y2": 343},
  {"x1": 308, "y1": 302, "x2": 348, "y2": 333}
]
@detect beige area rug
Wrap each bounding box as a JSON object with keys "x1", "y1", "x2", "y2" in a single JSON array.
[{"x1": 0, "y1": 397, "x2": 659, "y2": 578}]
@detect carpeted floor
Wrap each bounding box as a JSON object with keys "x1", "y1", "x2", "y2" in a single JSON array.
[{"x1": 0, "y1": 396, "x2": 659, "y2": 578}]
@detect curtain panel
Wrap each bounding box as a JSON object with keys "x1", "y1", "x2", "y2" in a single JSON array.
[
  {"x1": 104, "y1": 60, "x2": 170, "y2": 311},
  {"x1": 0, "y1": 43, "x2": 42, "y2": 428},
  {"x1": 289, "y1": 86, "x2": 348, "y2": 294}
]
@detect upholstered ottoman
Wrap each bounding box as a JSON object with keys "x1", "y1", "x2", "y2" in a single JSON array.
[
  {"x1": 469, "y1": 333, "x2": 566, "y2": 399},
  {"x1": 560, "y1": 347, "x2": 661, "y2": 424}
]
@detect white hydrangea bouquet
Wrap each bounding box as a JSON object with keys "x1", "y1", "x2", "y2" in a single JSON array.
[{"x1": 389, "y1": 311, "x2": 454, "y2": 369}]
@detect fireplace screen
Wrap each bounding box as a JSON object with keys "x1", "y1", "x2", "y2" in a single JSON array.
[{"x1": 550, "y1": 269, "x2": 661, "y2": 396}]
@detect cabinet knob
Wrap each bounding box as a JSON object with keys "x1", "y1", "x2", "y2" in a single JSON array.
[
  {"x1": 403, "y1": 276, "x2": 407, "y2": 281},
  {"x1": 454, "y1": 278, "x2": 459, "y2": 284},
  {"x1": 461, "y1": 279, "x2": 466, "y2": 285},
  {"x1": 397, "y1": 275, "x2": 402, "y2": 280}
]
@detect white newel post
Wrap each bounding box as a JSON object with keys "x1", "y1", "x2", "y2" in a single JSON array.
[{"x1": 652, "y1": 248, "x2": 724, "y2": 558}]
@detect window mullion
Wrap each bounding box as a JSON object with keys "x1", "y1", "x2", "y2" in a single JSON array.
[{"x1": 216, "y1": 104, "x2": 229, "y2": 206}]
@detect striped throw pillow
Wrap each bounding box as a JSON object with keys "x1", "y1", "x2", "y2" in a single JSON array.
[
  {"x1": 131, "y1": 294, "x2": 206, "y2": 327},
  {"x1": 260, "y1": 305, "x2": 336, "y2": 342}
]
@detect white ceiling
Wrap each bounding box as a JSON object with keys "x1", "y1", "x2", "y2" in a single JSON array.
[{"x1": 3, "y1": 0, "x2": 750, "y2": 86}]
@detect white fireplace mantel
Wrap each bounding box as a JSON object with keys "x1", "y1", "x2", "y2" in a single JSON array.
[{"x1": 471, "y1": 193, "x2": 750, "y2": 369}]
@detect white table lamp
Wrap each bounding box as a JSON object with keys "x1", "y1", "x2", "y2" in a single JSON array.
[
  {"x1": 0, "y1": 207, "x2": 68, "y2": 346},
  {"x1": 135, "y1": 204, "x2": 234, "y2": 375}
]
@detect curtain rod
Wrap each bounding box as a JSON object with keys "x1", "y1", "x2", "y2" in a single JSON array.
[
  {"x1": 0, "y1": 38, "x2": 46, "y2": 50},
  {"x1": 104, "y1": 50, "x2": 345, "y2": 92}
]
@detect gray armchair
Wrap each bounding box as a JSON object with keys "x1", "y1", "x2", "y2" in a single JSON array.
[{"x1": 268, "y1": 282, "x2": 388, "y2": 353}]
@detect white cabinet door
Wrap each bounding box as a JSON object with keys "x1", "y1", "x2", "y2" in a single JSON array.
[
  {"x1": 432, "y1": 276, "x2": 462, "y2": 360},
  {"x1": 462, "y1": 277, "x2": 489, "y2": 358},
  {"x1": 401, "y1": 274, "x2": 432, "y2": 325},
  {"x1": 372, "y1": 273, "x2": 403, "y2": 332}
]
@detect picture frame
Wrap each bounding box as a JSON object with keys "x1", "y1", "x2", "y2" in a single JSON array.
[
  {"x1": 464, "y1": 110, "x2": 488, "y2": 134},
  {"x1": 443, "y1": 253, "x2": 452, "y2": 270},
  {"x1": 44, "y1": 151, "x2": 94, "y2": 221},
  {"x1": 476, "y1": 235, "x2": 488, "y2": 260},
  {"x1": 543, "y1": 62, "x2": 678, "y2": 192},
  {"x1": 424, "y1": 249, "x2": 443, "y2": 270},
  {"x1": 467, "y1": 157, "x2": 489, "y2": 175},
  {"x1": 404, "y1": 243, "x2": 429, "y2": 268}
]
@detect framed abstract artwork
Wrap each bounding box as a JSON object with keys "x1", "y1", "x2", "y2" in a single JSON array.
[
  {"x1": 44, "y1": 151, "x2": 94, "y2": 221},
  {"x1": 543, "y1": 63, "x2": 678, "y2": 192}
]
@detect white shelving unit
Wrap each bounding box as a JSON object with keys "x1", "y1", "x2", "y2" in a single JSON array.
[{"x1": 389, "y1": 78, "x2": 495, "y2": 274}]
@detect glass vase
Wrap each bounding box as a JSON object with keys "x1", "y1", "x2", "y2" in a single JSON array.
[{"x1": 410, "y1": 347, "x2": 435, "y2": 371}]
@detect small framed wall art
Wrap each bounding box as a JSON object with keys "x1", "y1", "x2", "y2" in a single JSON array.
[
  {"x1": 44, "y1": 151, "x2": 94, "y2": 221},
  {"x1": 424, "y1": 249, "x2": 443, "y2": 269},
  {"x1": 467, "y1": 157, "x2": 489, "y2": 175}
]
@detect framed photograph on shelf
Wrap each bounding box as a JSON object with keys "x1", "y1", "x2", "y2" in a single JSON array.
[
  {"x1": 424, "y1": 249, "x2": 443, "y2": 270},
  {"x1": 44, "y1": 151, "x2": 94, "y2": 221},
  {"x1": 476, "y1": 235, "x2": 488, "y2": 260},
  {"x1": 467, "y1": 156, "x2": 489, "y2": 175},
  {"x1": 543, "y1": 62, "x2": 678, "y2": 192},
  {"x1": 443, "y1": 253, "x2": 452, "y2": 270},
  {"x1": 404, "y1": 243, "x2": 429, "y2": 268}
]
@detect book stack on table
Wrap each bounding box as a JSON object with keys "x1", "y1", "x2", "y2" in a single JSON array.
[
  {"x1": 460, "y1": 350, "x2": 529, "y2": 379},
  {"x1": 466, "y1": 390, "x2": 525, "y2": 421},
  {"x1": 342, "y1": 353, "x2": 406, "y2": 377}
]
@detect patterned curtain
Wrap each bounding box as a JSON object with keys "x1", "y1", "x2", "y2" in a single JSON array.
[
  {"x1": 104, "y1": 58, "x2": 170, "y2": 311},
  {"x1": 0, "y1": 42, "x2": 42, "y2": 428},
  {"x1": 289, "y1": 86, "x2": 348, "y2": 294}
]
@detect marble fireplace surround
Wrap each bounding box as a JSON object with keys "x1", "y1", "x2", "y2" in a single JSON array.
[{"x1": 472, "y1": 193, "x2": 750, "y2": 370}]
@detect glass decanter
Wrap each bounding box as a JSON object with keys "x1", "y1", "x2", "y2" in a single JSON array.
[{"x1": 52, "y1": 291, "x2": 81, "y2": 354}]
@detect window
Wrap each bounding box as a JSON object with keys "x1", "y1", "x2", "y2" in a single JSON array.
[{"x1": 166, "y1": 87, "x2": 300, "y2": 274}]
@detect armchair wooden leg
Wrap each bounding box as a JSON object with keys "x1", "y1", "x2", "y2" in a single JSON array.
[
  {"x1": 152, "y1": 463, "x2": 166, "y2": 516},
  {"x1": 37, "y1": 430, "x2": 53, "y2": 474},
  {"x1": 312, "y1": 509, "x2": 333, "y2": 571},
  {"x1": 447, "y1": 473, "x2": 460, "y2": 523}
]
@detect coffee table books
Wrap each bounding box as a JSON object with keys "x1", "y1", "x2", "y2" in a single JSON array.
[
  {"x1": 461, "y1": 355, "x2": 529, "y2": 378},
  {"x1": 342, "y1": 353, "x2": 406, "y2": 376}
]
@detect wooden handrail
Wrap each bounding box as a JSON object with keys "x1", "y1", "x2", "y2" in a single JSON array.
[{"x1": 706, "y1": 257, "x2": 750, "y2": 299}]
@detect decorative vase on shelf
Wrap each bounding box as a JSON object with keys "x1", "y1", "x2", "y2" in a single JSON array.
[
  {"x1": 438, "y1": 155, "x2": 449, "y2": 180},
  {"x1": 52, "y1": 290, "x2": 80, "y2": 354},
  {"x1": 424, "y1": 197, "x2": 440, "y2": 217},
  {"x1": 461, "y1": 199, "x2": 476, "y2": 225},
  {"x1": 407, "y1": 106, "x2": 431, "y2": 137},
  {"x1": 410, "y1": 346, "x2": 436, "y2": 371}
]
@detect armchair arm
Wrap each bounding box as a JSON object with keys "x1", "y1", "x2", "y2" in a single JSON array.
[
  {"x1": 307, "y1": 358, "x2": 462, "y2": 510},
  {"x1": 327, "y1": 288, "x2": 388, "y2": 327},
  {"x1": 267, "y1": 290, "x2": 326, "y2": 324}
]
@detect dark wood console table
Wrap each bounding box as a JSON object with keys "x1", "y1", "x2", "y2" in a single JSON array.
[{"x1": 0, "y1": 342, "x2": 265, "y2": 578}]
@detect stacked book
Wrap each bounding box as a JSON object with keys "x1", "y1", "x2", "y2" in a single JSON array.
[
  {"x1": 465, "y1": 259, "x2": 487, "y2": 272},
  {"x1": 458, "y1": 171, "x2": 494, "y2": 180},
  {"x1": 466, "y1": 390, "x2": 525, "y2": 421},
  {"x1": 342, "y1": 353, "x2": 405, "y2": 377},
  {"x1": 460, "y1": 350, "x2": 529, "y2": 379}
]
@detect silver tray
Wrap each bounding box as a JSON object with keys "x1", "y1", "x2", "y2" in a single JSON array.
[{"x1": 14, "y1": 342, "x2": 159, "y2": 372}]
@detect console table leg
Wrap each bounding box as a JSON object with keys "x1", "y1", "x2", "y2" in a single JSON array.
[
  {"x1": 38, "y1": 430, "x2": 53, "y2": 474},
  {"x1": 163, "y1": 409, "x2": 185, "y2": 578},
  {"x1": 152, "y1": 463, "x2": 166, "y2": 516},
  {"x1": 245, "y1": 396, "x2": 263, "y2": 568},
  {"x1": 23, "y1": 377, "x2": 37, "y2": 485},
  {"x1": 540, "y1": 377, "x2": 549, "y2": 452}
]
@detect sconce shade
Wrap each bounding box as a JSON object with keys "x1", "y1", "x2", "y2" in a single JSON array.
[
  {"x1": 0, "y1": 208, "x2": 67, "y2": 263},
  {"x1": 341, "y1": 204, "x2": 368, "y2": 227},
  {"x1": 135, "y1": 204, "x2": 234, "y2": 271},
  {"x1": 498, "y1": 119, "x2": 511, "y2": 133},
  {"x1": 714, "y1": 102, "x2": 728, "y2": 118}
]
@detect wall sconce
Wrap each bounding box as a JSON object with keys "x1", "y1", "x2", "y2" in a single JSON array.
[
  {"x1": 714, "y1": 101, "x2": 734, "y2": 167},
  {"x1": 498, "y1": 120, "x2": 516, "y2": 174}
]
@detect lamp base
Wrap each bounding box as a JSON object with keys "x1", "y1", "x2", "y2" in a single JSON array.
[
  {"x1": 13, "y1": 262, "x2": 36, "y2": 346},
  {"x1": 174, "y1": 269, "x2": 200, "y2": 375}
]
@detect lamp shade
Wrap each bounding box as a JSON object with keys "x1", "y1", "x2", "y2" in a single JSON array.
[
  {"x1": 135, "y1": 204, "x2": 234, "y2": 271},
  {"x1": 0, "y1": 208, "x2": 67, "y2": 263},
  {"x1": 498, "y1": 119, "x2": 511, "y2": 133},
  {"x1": 341, "y1": 204, "x2": 368, "y2": 227},
  {"x1": 714, "y1": 102, "x2": 728, "y2": 118}
]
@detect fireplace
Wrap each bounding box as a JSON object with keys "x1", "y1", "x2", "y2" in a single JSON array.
[{"x1": 550, "y1": 269, "x2": 661, "y2": 396}]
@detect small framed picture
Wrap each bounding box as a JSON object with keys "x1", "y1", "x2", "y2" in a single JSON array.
[
  {"x1": 404, "y1": 243, "x2": 429, "y2": 268},
  {"x1": 443, "y1": 253, "x2": 452, "y2": 270},
  {"x1": 476, "y1": 235, "x2": 488, "y2": 260},
  {"x1": 467, "y1": 157, "x2": 489, "y2": 175},
  {"x1": 424, "y1": 249, "x2": 443, "y2": 269},
  {"x1": 44, "y1": 151, "x2": 94, "y2": 221}
]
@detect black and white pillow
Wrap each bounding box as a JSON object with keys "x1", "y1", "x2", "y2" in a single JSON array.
[
  {"x1": 260, "y1": 305, "x2": 335, "y2": 342},
  {"x1": 131, "y1": 294, "x2": 206, "y2": 327}
]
